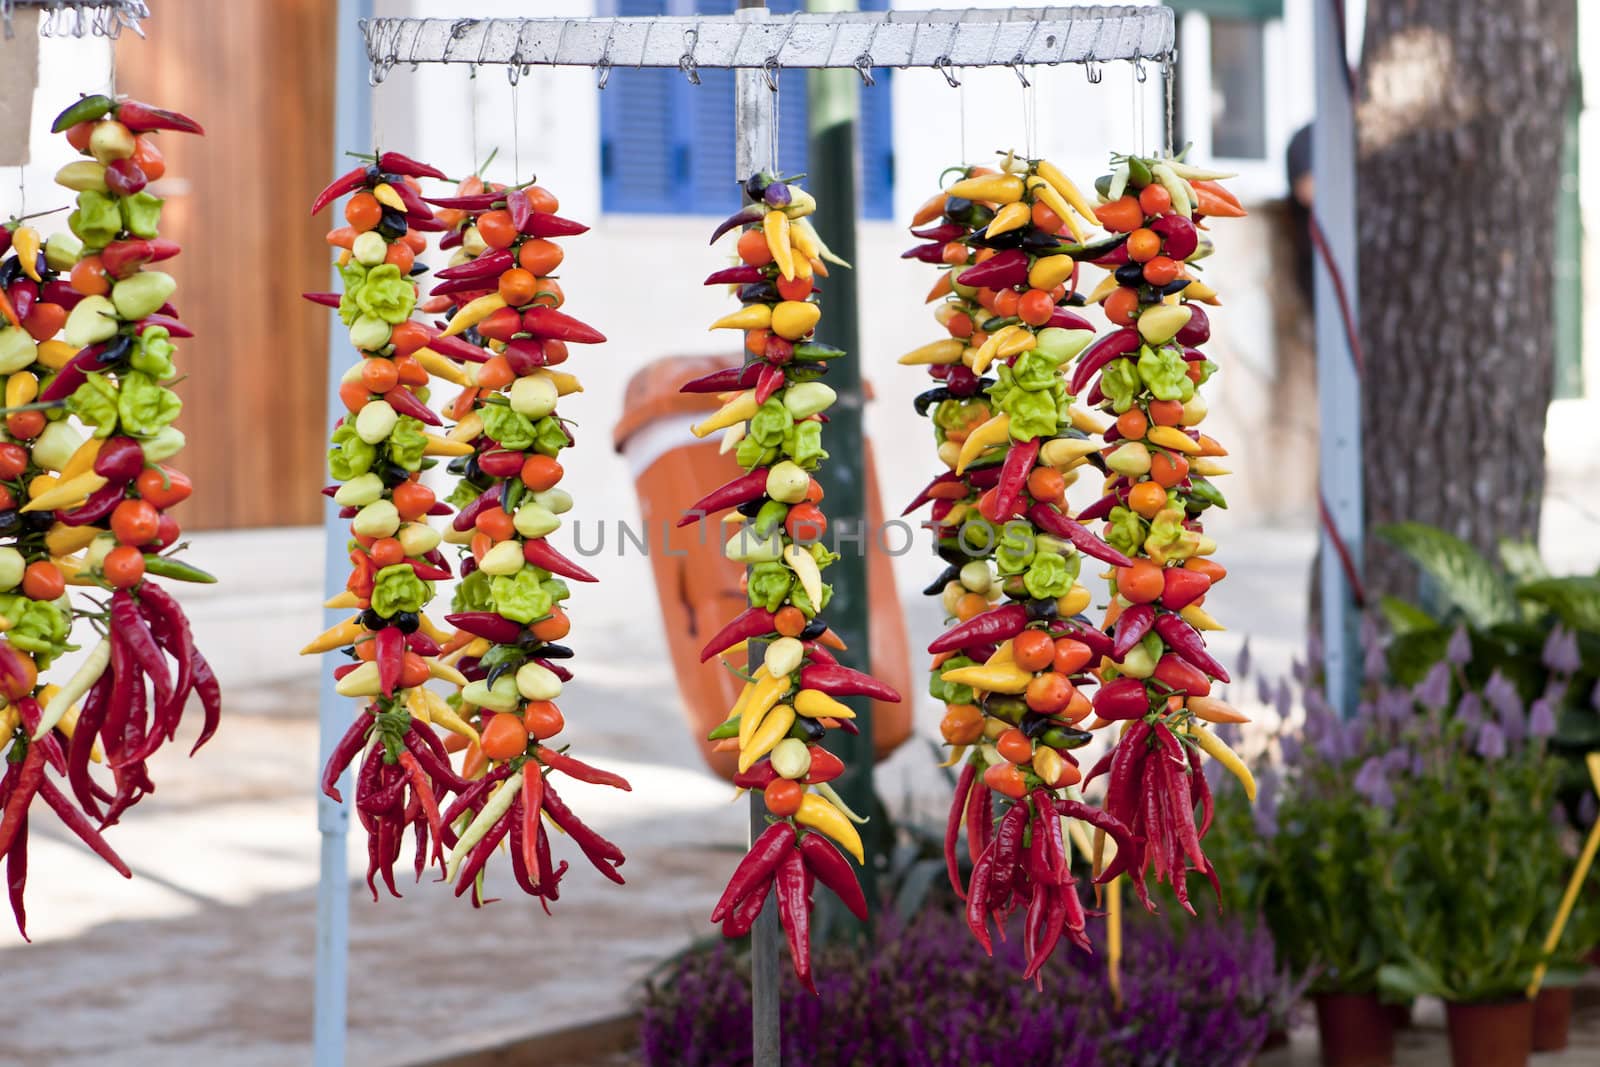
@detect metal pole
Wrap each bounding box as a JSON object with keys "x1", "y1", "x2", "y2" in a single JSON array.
[
  {"x1": 804, "y1": 0, "x2": 874, "y2": 911},
  {"x1": 735, "y1": 9, "x2": 782, "y2": 1062},
  {"x1": 1312, "y1": 0, "x2": 1362, "y2": 718},
  {"x1": 314, "y1": 0, "x2": 372, "y2": 1063}
]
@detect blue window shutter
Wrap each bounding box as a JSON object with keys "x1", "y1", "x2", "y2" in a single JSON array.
[
  {"x1": 599, "y1": 0, "x2": 680, "y2": 214},
  {"x1": 857, "y1": 72, "x2": 893, "y2": 219}
]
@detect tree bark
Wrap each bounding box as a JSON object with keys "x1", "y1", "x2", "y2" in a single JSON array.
[{"x1": 1356, "y1": 0, "x2": 1575, "y2": 603}]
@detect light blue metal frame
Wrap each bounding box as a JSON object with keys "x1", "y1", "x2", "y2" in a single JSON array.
[
  {"x1": 1311, "y1": 0, "x2": 1362, "y2": 718},
  {"x1": 315, "y1": 2, "x2": 373, "y2": 1065}
]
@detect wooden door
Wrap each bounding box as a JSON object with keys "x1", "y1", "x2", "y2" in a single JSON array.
[{"x1": 116, "y1": 0, "x2": 336, "y2": 529}]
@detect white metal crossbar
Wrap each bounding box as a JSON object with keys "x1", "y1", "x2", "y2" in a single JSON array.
[
  {"x1": 361, "y1": 7, "x2": 1173, "y2": 82},
  {"x1": 2, "y1": 0, "x2": 147, "y2": 38}
]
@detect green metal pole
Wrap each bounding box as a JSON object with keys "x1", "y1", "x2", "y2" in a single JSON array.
[{"x1": 805, "y1": 0, "x2": 875, "y2": 911}]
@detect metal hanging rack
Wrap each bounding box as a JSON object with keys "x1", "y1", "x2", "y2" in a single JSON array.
[
  {"x1": 319, "y1": 7, "x2": 1204, "y2": 1067},
  {"x1": 2, "y1": 0, "x2": 147, "y2": 38}
]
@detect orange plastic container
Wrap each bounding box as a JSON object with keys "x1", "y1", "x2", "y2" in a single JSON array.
[{"x1": 614, "y1": 354, "x2": 912, "y2": 781}]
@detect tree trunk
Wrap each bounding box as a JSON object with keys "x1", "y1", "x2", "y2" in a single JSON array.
[{"x1": 1356, "y1": 0, "x2": 1575, "y2": 604}]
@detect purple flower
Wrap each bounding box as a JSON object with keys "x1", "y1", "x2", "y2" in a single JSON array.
[
  {"x1": 1475, "y1": 720, "x2": 1507, "y2": 761},
  {"x1": 1413, "y1": 661, "x2": 1452, "y2": 709},
  {"x1": 1377, "y1": 687, "x2": 1413, "y2": 725},
  {"x1": 1528, "y1": 696, "x2": 1558, "y2": 739},
  {"x1": 1352, "y1": 756, "x2": 1394, "y2": 809},
  {"x1": 1256, "y1": 676, "x2": 1274, "y2": 708},
  {"x1": 1361, "y1": 616, "x2": 1388, "y2": 681},
  {"x1": 1278, "y1": 731, "x2": 1301, "y2": 767},
  {"x1": 1483, "y1": 670, "x2": 1523, "y2": 723},
  {"x1": 1543, "y1": 626, "x2": 1581, "y2": 675},
  {"x1": 1253, "y1": 766, "x2": 1280, "y2": 838},
  {"x1": 1274, "y1": 678, "x2": 1294, "y2": 722},
  {"x1": 1235, "y1": 637, "x2": 1252, "y2": 681},
  {"x1": 1455, "y1": 691, "x2": 1483, "y2": 730},
  {"x1": 1581, "y1": 793, "x2": 1598, "y2": 826},
  {"x1": 1591, "y1": 678, "x2": 1600, "y2": 712},
  {"x1": 1306, "y1": 629, "x2": 1324, "y2": 669},
  {"x1": 1446, "y1": 626, "x2": 1472, "y2": 665}
]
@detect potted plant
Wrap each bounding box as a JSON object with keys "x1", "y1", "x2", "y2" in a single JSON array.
[{"x1": 1261, "y1": 696, "x2": 1403, "y2": 1067}]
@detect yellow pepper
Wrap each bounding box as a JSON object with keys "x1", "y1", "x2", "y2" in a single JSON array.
[
  {"x1": 898, "y1": 338, "x2": 965, "y2": 366},
  {"x1": 940, "y1": 661, "x2": 1033, "y2": 695},
  {"x1": 691, "y1": 389, "x2": 759, "y2": 439},
  {"x1": 783, "y1": 543, "x2": 823, "y2": 608},
  {"x1": 984, "y1": 201, "x2": 1031, "y2": 239},
  {"x1": 796, "y1": 791, "x2": 864, "y2": 863},
  {"x1": 1024, "y1": 176, "x2": 1082, "y2": 241},
  {"x1": 739, "y1": 702, "x2": 796, "y2": 772},
  {"x1": 764, "y1": 210, "x2": 795, "y2": 280},
  {"x1": 301, "y1": 615, "x2": 366, "y2": 656},
  {"x1": 738, "y1": 671, "x2": 794, "y2": 748},
  {"x1": 441, "y1": 293, "x2": 507, "y2": 337},
  {"x1": 1188, "y1": 724, "x2": 1255, "y2": 801},
  {"x1": 955, "y1": 412, "x2": 1010, "y2": 474},
  {"x1": 20, "y1": 471, "x2": 106, "y2": 513},
  {"x1": 946, "y1": 174, "x2": 1025, "y2": 204},
  {"x1": 709, "y1": 305, "x2": 772, "y2": 332},
  {"x1": 794, "y1": 688, "x2": 855, "y2": 720},
  {"x1": 1147, "y1": 425, "x2": 1201, "y2": 455},
  {"x1": 1035, "y1": 159, "x2": 1103, "y2": 230}
]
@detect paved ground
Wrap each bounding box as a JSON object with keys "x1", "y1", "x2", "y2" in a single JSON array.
[{"x1": 0, "y1": 505, "x2": 1594, "y2": 1065}]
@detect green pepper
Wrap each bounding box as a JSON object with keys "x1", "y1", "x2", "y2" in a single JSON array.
[
  {"x1": 67, "y1": 372, "x2": 120, "y2": 436},
  {"x1": 1136, "y1": 344, "x2": 1196, "y2": 403},
  {"x1": 452, "y1": 568, "x2": 494, "y2": 613},
  {"x1": 995, "y1": 524, "x2": 1037, "y2": 576},
  {"x1": 371, "y1": 564, "x2": 429, "y2": 617},
  {"x1": 532, "y1": 416, "x2": 570, "y2": 457},
  {"x1": 490, "y1": 566, "x2": 553, "y2": 625},
  {"x1": 141, "y1": 555, "x2": 218, "y2": 584},
  {"x1": 1187, "y1": 476, "x2": 1228, "y2": 510},
  {"x1": 928, "y1": 655, "x2": 978, "y2": 705},
  {"x1": 480, "y1": 404, "x2": 536, "y2": 451},
  {"x1": 747, "y1": 561, "x2": 793, "y2": 613},
  {"x1": 1023, "y1": 550, "x2": 1075, "y2": 600},
  {"x1": 0, "y1": 596, "x2": 72, "y2": 666},
  {"x1": 353, "y1": 263, "x2": 416, "y2": 324},
  {"x1": 1104, "y1": 505, "x2": 1146, "y2": 558},
  {"x1": 386, "y1": 415, "x2": 427, "y2": 471},
  {"x1": 338, "y1": 264, "x2": 368, "y2": 326},
  {"x1": 749, "y1": 398, "x2": 793, "y2": 447},
  {"x1": 1099, "y1": 359, "x2": 1142, "y2": 414},
  {"x1": 68, "y1": 190, "x2": 122, "y2": 249},
  {"x1": 328, "y1": 420, "x2": 376, "y2": 480},
  {"x1": 51, "y1": 94, "x2": 114, "y2": 132},
  {"x1": 130, "y1": 326, "x2": 176, "y2": 380},
  {"x1": 117, "y1": 371, "x2": 182, "y2": 436},
  {"x1": 782, "y1": 419, "x2": 827, "y2": 469},
  {"x1": 751, "y1": 499, "x2": 789, "y2": 539},
  {"x1": 735, "y1": 435, "x2": 778, "y2": 471},
  {"x1": 120, "y1": 192, "x2": 165, "y2": 240}
]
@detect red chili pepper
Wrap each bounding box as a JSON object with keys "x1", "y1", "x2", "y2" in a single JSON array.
[
  {"x1": 94, "y1": 435, "x2": 150, "y2": 483},
  {"x1": 754, "y1": 363, "x2": 786, "y2": 406},
  {"x1": 803, "y1": 745, "x2": 844, "y2": 784},
  {"x1": 372, "y1": 625, "x2": 404, "y2": 697},
  {"x1": 301, "y1": 289, "x2": 342, "y2": 308},
  {"x1": 452, "y1": 810, "x2": 512, "y2": 899},
  {"x1": 902, "y1": 471, "x2": 963, "y2": 516},
  {"x1": 1188, "y1": 744, "x2": 1214, "y2": 837},
  {"x1": 987, "y1": 802, "x2": 1028, "y2": 906},
  {"x1": 1112, "y1": 603, "x2": 1155, "y2": 659},
  {"x1": 1152, "y1": 612, "x2": 1230, "y2": 682},
  {"x1": 965, "y1": 841, "x2": 997, "y2": 955},
  {"x1": 407, "y1": 559, "x2": 453, "y2": 582},
  {"x1": 1068, "y1": 327, "x2": 1142, "y2": 395},
  {"x1": 537, "y1": 747, "x2": 631, "y2": 791},
  {"x1": 377, "y1": 150, "x2": 446, "y2": 180},
  {"x1": 112, "y1": 592, "x2": 173, "y2": 711},
  {"x1": 56, "y1": 482, "x2": 124, "y2": 526},
  {"x1": 955, "y1": 248, "x2": 1028, "y2": 289},
  {"x1": 38, "y1": 777, "x2": 131, "y2": 877},
  {"x1": 901, "y1": 241, "x2": 948, "y2": 263},
  {"x1": 520, "y1": 306, "x2": 606, "y2": 344},
  {"x1": 116, "y1": 99, "x2": 204, "y2": 135},
  {"x1": 1160, "y1": 566, "x2": 1211, "y2": 611},
  {"x1": 37, "y1": 340, "x2": 118, "y2": 404},
  {"x1": 7, "y1": 283, "x2": 32, "y2": 323},
  {"x1": 797, "y1": 831, "x2": 868, "y2": 923},
  {"x1": 1045, "y1": 306, "x2": 1094, "y2": 331},
  {"x1": 540, "y1": 782, "x2": 625, "y2": 883},
  {"x1": 721, "y1": 874, "x2": 772, "y2": 938},
  {"x1": 796, "y1": 663, "x2": 900, "y2": 703},
  {"x1": 395, "y1": 749, "x2": 445, "y2": 870},
  {"x1": 1093, "y1": 676, "x2": 1153, "y2": 721},
  {"x1": 703, "y1": 265, "x2": 767, "y2": 286},
  {"x1": 732, "y1": 761, "x2": 781, "y2": 790},
  {"x1": 5, "y1": 806, "x2": 26, "y2": 940},
  {"x1": 945, "y1": 761, "x2": 976, "y2": 899},
  {"x1": 518, "y1": 212, "x2": 590, "y2": 239},
  {"x1": 966, "y1": 776, "x2": 993, "y2": 863},
  {"x1": 68, "y1": 672, "x2": 114, "y2": 819},
  {"x1": 518, "y1": 538, "x2": 597, "y2": 583},
  {"x1": 699, "y1": 606, "x2": 776, "y2": 662},
  {"x1": 928, "y1": 602, "x2": 1029, "y2": 655},
  {"x1": 1052, "y1": 618, "x2": 1114, "y2": 659},
  {"x1": 1153, "y1": 653, "x2": 1210, "y2": 698},
  {"x1": 451, "y1": 483, "x2": 503, "y2": 532},
  {"x1": 710, "y1": 820, "x2": 796, "y2": 923},
  {"x1": 1077, "y1": 492, "x2": 1121, "y2": 524},
  {"x1": 775, "y1": 848, "x2": 817, "y2": 994},
  {"x1": 417, "y1": 325, "x2": 491, "y2": 364},
  {"x1": 1028, "y1": 503, "x2": 1133, "y2": 567},
  {"x1": 188, "y1": 649, "x2": 222, "y2": 755},
  {"x1": 1030, "y1": 789, "x2": 1068, "y2": 885},
  {"x1": 380, "y1": 385, "x2": 443, "y2": 426},
  {"x1": 677, "y1": 467, "x2": 771, "y2": 528},
  {"x1": 990, "y1": 436, "x2": 1040, "y2": 520},
  {"x1": 909, "y1": 221, "x2": 966, "y2": 242},
  {"x1": 0, "y1": 742, "x2": 45, "y2": 860},
  {"x1": 436, "y1": 249, "x2": 515, "y2": 282},
  {"x1": 430, "y1": 275, "x2": 506, "y2": 298},
  {"x1": 680, "y1": 362, "x2": 763, "y2": 394},
  {"x1": 311, "y1": 164, "x2": 370, "y2": 216}
]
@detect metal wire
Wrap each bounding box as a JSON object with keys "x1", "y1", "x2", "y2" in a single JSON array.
[
  {"x1": 4, "y1": 0, "x2": 146, "y2": 39},
  {"x1": 358, "y1": 7, "x2": 1174, "y2": 75}
]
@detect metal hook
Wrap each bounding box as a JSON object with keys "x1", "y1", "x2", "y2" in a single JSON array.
[
  {"x1": 475, "y1": 18, "x2": 497, "y2": 67},
  {"x1": 679, "y1": 25, "x2": 700, "y2": 84},
  {"x1": 596, "y1": 22, "x2": 616, "y2": 90},
  {"x1": 506, "y1": 63, "x2": 520, "y2": 86},
  {"x1": 1133, "y1": 56, "x2": 1147, "y2": 83},
  {"x1": 934, "y1": 55, "x2": 960, "y2": 88},
  {"x1": 1085, "y1": 60, "x2": 1103, "y2": 85},
  {"x1": 764, "y1": 10, "x2": 799, "y2": 90},
  {"x1": 852, "y1": 15, "x2": 881, "y2": 85},
  {"x1": 1010, "y1": 60, "x2": 1030, "y2": 88}
]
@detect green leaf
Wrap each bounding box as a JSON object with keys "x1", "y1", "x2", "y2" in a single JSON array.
[
  {"x1": 1377, "y1": 962, "x2": 1441, "y2": 1001},
  {"x1": 1376, "y1": 522, "x2": 1515, "y2": 628},
  {"x1": 1516, "y1": 576, "x2": 1600, "y2": 633},
  {"x1": 892, "y1": 858, "x2": 944, "y2": 924},
  {"x1": 1497, "y1": 539, "x2": 1549, "y2": 585},
  {"x1": 1376, "y1": 595, "x2": 1437, "y2": 635}
]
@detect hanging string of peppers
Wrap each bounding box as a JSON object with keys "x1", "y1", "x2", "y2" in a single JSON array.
[
  {"x1": 303, "y1": 149, "x2": 490, "y2": 899},
  {"x1": 422, "y1": 173, "x2": 629, "y2": 906},
  {"x1": 690, "y1": 172, "x2": 901, "y2": 992},
  {"x1": 1074, "y1": 153, "x2": 1255, "y2": 913},
  {"x1": 905, "y1": 152, "x2": 1142, "y2": 980},
  {"x1": 0, "y1": 93, "x2": 216, "y2": 939}
]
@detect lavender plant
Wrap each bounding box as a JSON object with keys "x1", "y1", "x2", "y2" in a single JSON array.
[{"x1": 640, "y1": 910, "x2": 1278, "y2": 1067}]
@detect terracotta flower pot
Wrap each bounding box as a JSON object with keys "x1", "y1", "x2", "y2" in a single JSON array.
[
  {"x1": 1444, "y1": 998, "x2": 1534, "y2": 1067},
  {"x1": 1530, "y1": 986, "x2": 1571, "y2": 1053},
  {"x1": 1313, "y1": 992, "x2": 1395, "y2": 1067},
  {"x1": 1384, "y1": 1000, "x2": 1414, "y2": 1031}
]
